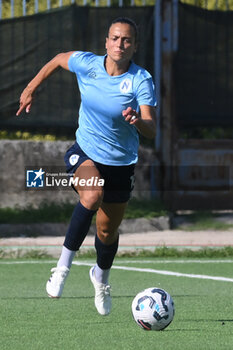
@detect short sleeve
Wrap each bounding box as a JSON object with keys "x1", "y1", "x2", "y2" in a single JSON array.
[
  {"x1": 68, "y1": 51, "x2": 95, "y2": 74},
  {"x1": 135, "y1": 77, "x2": 157, "y2": 107}
]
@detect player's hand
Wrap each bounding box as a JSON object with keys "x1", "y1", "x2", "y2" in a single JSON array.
[
  {"x1": 16, "y1": 87, "x2": 34, "y2": 116},
  {"x1": 122, "y1": 107, "x2": 139, "y2": 125}
]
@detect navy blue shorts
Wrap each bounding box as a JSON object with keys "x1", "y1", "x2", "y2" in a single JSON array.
[{"x1": 64, "y1": 142, "x2": 135, "y2": 203}]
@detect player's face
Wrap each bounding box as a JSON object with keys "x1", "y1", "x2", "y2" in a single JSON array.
[{"x1": 105, "y1": 23, "x2": 137, "y2": 64}]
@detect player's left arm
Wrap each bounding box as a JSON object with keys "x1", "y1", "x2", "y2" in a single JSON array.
[{"x1": 122, "y1": 105, "x2": 156, "y2": 139}]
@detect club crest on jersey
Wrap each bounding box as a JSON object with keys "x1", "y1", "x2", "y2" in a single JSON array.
[
  {"x1": 120, "y1": 79, "x2": 132, "y2": 94},
  {"x1": 69, "y1": 154, "x2": 80, "y2": 166}
]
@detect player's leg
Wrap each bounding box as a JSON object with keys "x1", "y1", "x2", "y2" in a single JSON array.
[
  {"x1": 89, "y1": 201, "x2": 127, "y2": 315},
  {"x1": 46, "y1": 159, "x2": 104, "y2": 298},
  {"x1": 61, "y1": 159, "x2": 103, "y2": 254},
  {"x1": 95, "y1": 201, "x2": 127, "y2": 269}
]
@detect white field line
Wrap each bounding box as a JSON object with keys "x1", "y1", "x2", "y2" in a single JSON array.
[
  {"x1": 1, "y1": 259, "x2": 233, "y2": 265},
  {"x1": 0, "y1": 260, "x2": 56, "y2": 265},
  {"x1": 111, "y1": 265, "x2": 233, "y2": 283},
  {"x1": 72, "y1": 261, "x2": 233, "y2": 283},
  {"x1": 114, "y1": 259, "x2": 233, "y2": 264},
  {"x1": 0, "y1": 260, "x2": 233, "y2": 283},
  {"x1": 0, "y1": 258, "x2": 233, "y2": 266}
]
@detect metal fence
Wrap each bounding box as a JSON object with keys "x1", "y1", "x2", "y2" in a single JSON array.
[
  {"x1": 0, "y1": 5, "x2": 155, "y2": 135},
  {"x1": 1, "y1": 0, "x2": 232, "y2": 20},
  {"x1": 0, "y1": 0, "x2": 154, "y2": 19},
  {"x1": 1, "y1": 0, "x2": 233, "y2": 133},
  {"x1": 175, "y1": 0, "x2": 233, "y2": 130},
  {"x1": 180, "y1": 0, "x2": 232, "y2": 10}
]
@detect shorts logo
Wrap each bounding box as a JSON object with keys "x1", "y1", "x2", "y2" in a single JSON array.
[
  {"x1": 26, "y1": 168, "x2": 45, "y2": 187},
  {"x1": 120, "y1": 78, "x2": 132, "y2": 94},
  {"x1": 69, "y1": 154, "x2": 80, "y2": 166}
]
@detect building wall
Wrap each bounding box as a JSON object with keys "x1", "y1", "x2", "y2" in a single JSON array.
[{"x1": 0, "y1": 140, "x2": 157, "y2": 209}]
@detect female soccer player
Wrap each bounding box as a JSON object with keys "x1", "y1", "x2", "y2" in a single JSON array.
[{"x1": 16, "y1": 17, "x2": 156, "y2": 316}]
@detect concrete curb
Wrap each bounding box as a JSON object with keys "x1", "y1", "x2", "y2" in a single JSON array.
[{"x1": 1, "y1": 230, "x2": 233, "y2": 259}]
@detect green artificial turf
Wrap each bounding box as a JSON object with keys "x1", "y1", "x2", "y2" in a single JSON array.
[{"x1": 0, "y1": 258, "x2": 232, "y2": 350}]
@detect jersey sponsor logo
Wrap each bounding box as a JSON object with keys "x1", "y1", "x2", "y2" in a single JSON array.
[
  {"x1": 69, "y1": 154, "x2": 80, "y2": 166},
  {"x1": 88, "y1": 70, "x2": 97, "y2": 79},
  {"x1": 120, "y1": 78, "x2": 132, "y2": 94}
]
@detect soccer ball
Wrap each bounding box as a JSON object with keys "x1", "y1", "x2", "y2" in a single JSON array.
[{"x1": 131, "y1": 287, "x2": 175, "y2": 331}]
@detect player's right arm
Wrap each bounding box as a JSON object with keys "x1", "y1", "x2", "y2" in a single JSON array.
[{"x1": 16, "y1": 51, "x2": 75, "y2": 116}]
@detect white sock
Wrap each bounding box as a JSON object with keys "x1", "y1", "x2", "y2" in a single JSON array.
[
  {"x1": 94, "y1": 264, "x2": 110, "y2": 285},
  {"x1": 57, "y1": 246, "x2": 76, "y2": 269}
]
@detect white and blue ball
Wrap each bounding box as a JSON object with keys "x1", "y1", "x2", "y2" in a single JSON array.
[{"x1": 131, "y1": 287, "x2": 175, "y2": 331}]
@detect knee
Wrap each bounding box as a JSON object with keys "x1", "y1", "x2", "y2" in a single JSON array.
[
  {"x1": 97, "y1": 229, "x2": 119, "y2": 245},
  {"x1": 80, "y1": 189, "x2": 104, "y2": 211}
]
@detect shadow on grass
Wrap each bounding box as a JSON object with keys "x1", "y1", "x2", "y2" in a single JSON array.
[{"x1": 182, "y1": 318, "x2": 233, "y2": 323}]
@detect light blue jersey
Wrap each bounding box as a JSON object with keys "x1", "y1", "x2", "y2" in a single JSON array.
[{"x1": 68, "y1": 51, "x2": 156, "y2": 166}]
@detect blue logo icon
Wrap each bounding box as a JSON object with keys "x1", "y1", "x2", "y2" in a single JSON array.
[
  {"x1": 120, "y1": 78, "x2": 132, "y2": 93},
  {"x1": 26, "y1": 168, "x2": 45, "y2": 188}
]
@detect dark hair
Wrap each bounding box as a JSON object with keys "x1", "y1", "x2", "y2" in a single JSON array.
[{"x1": 108, "y1": 17, "x2": 139, "y2": 43}]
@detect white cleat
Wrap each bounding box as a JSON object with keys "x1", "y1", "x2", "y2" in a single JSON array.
[
  {"x1": 89, "y1": 266, "x2": 112, "y2": 316},
  {"x1": 46, "y1": 266, "x2": 70, "y2": 298}
]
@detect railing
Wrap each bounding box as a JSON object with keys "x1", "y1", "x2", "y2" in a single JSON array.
[
  {"x1": 1, "y1": 0, "x2": 232, "y2": 20},
  {"x1": 0, "y1": 0, "x2": 154, "y2": 19},
  {"x1": 181, "y1": 0, "x2": 232, "y2": 10}
]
